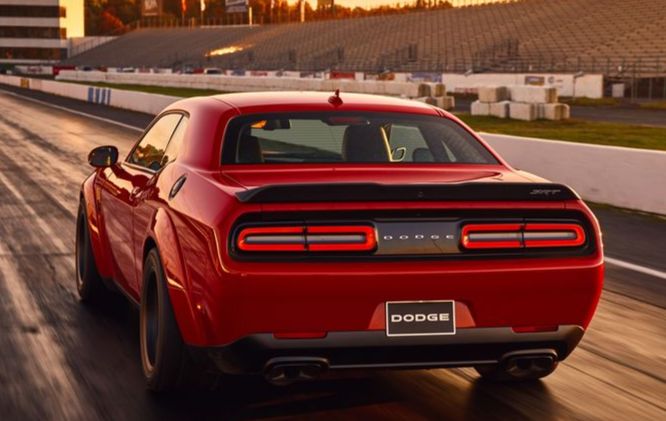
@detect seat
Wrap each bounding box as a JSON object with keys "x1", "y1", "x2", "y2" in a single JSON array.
[
  {"x1": 342, "y1": 125, "x2": 391, "y2": 162},
  {"x1": 237, "y1": 133, "x2": 264, "y2": 163}
]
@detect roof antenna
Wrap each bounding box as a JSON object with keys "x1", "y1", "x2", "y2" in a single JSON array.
[{"x1": 328, "y1": 89, "x2": 343, "y2": 106}]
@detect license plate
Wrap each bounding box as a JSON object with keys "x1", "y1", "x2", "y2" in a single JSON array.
[{"x1": 386, "y1": 300, "x2": 456, "y2": 337}]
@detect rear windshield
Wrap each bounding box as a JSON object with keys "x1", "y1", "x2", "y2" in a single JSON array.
[{"x1": 222, "y1": 112, "x2": 498, "y2": 165}]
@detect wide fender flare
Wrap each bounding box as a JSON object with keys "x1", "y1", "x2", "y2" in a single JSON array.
[
  {"x1": 81, "y1": 174, "x2": 114, "y2": 279},
  {"x1": 150, "y1": 208, "x2": 207, "y2": 345}
]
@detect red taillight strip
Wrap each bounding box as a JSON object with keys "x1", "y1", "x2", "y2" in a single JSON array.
[
  {"x1": 237, "y1": 225, "x2": 377, "y2": 252},
  {"x1": 461, "y1": 224, "x2": 523, "y2": 249},
  {"x1": 237, "y1": 226, "x2": 306, "y2": 252},
  {"x1": 523, "y1": 223, "x2": 586, "y2": 248},
  {"x1": 461, "y1": 223, "x2": 586, "y2": 250},
  {"x1": 307, "y1": 225, "x2": 377, "y2": 251}
]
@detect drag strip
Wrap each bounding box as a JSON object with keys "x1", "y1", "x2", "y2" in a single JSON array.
[{"x1": 0, "y1": 90, "x2": 665, "y2": 420}]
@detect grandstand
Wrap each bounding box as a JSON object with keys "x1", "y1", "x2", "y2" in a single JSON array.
[{"x1": 65, "y1": 0, "x2": 665, "y2": 78}]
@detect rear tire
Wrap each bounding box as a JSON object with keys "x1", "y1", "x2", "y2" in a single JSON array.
[
  {"x1": 76, "y1": 201, "x2": 108, "y2": 303},
  {"x1": 140, "y1": 248, "x2": 196, "y2": 392}
]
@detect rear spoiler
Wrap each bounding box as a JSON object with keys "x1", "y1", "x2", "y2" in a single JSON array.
[{"x1": 235, "y1": 182, "x2": 579, "y2": 203}]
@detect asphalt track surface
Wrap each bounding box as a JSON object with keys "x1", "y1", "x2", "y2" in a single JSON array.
[{"x1": 0, "y1": 90, "x2": 665, "y2": 420}]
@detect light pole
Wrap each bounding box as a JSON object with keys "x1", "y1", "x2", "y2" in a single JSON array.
[{"x1": 572, "y1": 71, "x2": 584, "y2": 98}]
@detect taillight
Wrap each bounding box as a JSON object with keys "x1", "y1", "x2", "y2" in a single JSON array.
[
  {"x1": 237, "y1": 225, "x2": 376, "y2": 253},
  {"x1": 523, "y1": 223, "x2": 586, "y2": 248},
  {"x1": 461, "y1": 224, "x2": 523, "y2": 249},
  {"x1": 306, "y1": 225, "x2": 376, "y2": 251},
  {"x1": 237, "y1": 226, "x2": 306, "y2": 252},
  {"x1": 461, "y1": 223, "x2": 585, "y2": 250}
]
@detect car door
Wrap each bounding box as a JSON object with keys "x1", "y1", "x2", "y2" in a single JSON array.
[
  {"x1": 132, "y1": 114, "x2": 189, "y2": 294},
  {"x1": 99, "y1": 113, "x2": 182, "y2": 295}
]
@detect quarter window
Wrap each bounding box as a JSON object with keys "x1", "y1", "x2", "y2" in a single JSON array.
[
  {"x1": 162, "y1": 116, "x2": 188, "y2": 165},
  {"x1": 128, "y1": 114, "x2": 182, "y2": 171}
]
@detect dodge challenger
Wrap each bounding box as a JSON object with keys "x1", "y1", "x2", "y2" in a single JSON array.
[{"x1": 76, "y1": 91, "x2": 604, "y2": 391}]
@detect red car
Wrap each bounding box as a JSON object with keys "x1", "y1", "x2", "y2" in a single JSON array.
[{"x1": 77, "y1": 91, "x2": 603, "y2": 391}]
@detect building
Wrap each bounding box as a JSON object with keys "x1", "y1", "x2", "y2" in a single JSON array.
[{"x1": 0, "y1": 0, "x2": 83, "y2": 63}]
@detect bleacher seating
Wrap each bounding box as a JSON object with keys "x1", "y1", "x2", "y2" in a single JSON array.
[{"x1": 65, "y1": 0, "x2": 666, "y2": 76}]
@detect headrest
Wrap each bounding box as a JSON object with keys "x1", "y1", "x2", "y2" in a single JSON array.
[
  {"x1": 342, "y1": 125, "x2": 391, "y2": 162},
  {"x1": 237, "y1": 132, "x2": 263, "y2": 163}
]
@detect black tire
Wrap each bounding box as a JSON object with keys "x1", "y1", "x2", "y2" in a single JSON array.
[
  {"x1": 475, "y1": 359, "x2": 558, "y2": 382},
  {"x1": 140, "y1": 248, "x2": 195, "y2": 392},
  {"x1": 76, "y1": 201, "x2": 108, "y2": 303}
]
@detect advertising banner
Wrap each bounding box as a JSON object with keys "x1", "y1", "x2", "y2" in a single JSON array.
[
  {"x1": 524, "y1": 75, "x2": 545, "y2": 86},
  {"x1": 226, "y1": 0, "x2": 248, "y2": 13},
  {"x1": 141, "y1": 0, "x2": 162, "y2": 16},
  {"x1": 408, "y1": 72, "x2": 442, "y2": 83}
]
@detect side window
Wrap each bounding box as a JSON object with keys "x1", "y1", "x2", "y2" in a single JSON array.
[
  {"x1": 128, "y1": 114, "x2": 181, "y2": 171},
  {"x1": 162, "y1": 116, "x2": 188, "y2": 165}
]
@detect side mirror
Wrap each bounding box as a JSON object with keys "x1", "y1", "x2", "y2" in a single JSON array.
[{"x1": 88, "y1": 146, "x2": 119, "y2": 168}]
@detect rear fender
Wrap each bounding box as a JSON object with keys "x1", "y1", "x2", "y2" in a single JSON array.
[{"x1": 149, "y1": 207, "x2": 207, "y2": 345}]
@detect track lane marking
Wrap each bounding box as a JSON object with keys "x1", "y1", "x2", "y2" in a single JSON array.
[
  {"x1": 0, "y1": 87, "x2": 144, "y2": 132},
  {"x1": 605, "y1": 257, "x2": 666, "y2": 280}
]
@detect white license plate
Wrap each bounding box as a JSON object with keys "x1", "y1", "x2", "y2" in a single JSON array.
[{"x1": 386, "y1": 300, "x2": 456, "y2": 337}]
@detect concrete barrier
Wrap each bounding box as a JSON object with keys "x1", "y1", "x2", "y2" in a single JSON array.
[
  {"x1": 489, "y1": 101, "x2": 510, "y2": 118},
  {"x1": 0, "y1": 73, "x2": 180, "y2": 115},
  {"x1": 478, "y1": 86, "x2": 509, "y2": 103},
  {"x1": 435, "y1": 96, "x2": 455, "y2": 110},
  {"x1": 509, "y1": 86, "x2": 558, "y2": 104},
  {"x1": 483, "y1": 133, "x2": 666, "y2": 215},
  {"x1": 538, "y1": 103, "x2": 570, "y2": 120},
  {"x1": 108, "y1": 89, "x2": 178, "y2": 115},
  {"x1": 509, "y1": 102, "x2": 537, "y2": 121},
  {"x1": 471, "y1": 100, "x2": 490, "y2": 116},
  {"x1": 56, "y1": 70, "x2": 426, "y2": 98}
]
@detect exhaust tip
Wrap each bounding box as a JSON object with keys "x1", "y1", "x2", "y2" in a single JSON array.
[
  {"x1": 264, "y1": 357, "x2": 329, "y2": 386},
  {"x1": 500, "y1": 349, "x2": 558, "y2": 380}
]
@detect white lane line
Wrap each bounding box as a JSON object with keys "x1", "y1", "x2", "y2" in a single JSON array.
[
  {"x1": 0, "y1": 87, "x2": 144, "y2": 132},
  {"x1": 605, "y1": 257, "x2": 666, "y2": 280}
]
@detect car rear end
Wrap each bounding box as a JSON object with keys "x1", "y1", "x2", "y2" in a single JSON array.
[{"x1": 193, "y1": 103, "x2": 604, "y2": 381}]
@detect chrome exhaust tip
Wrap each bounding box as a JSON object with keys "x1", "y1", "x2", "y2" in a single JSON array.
[
  {"x1": 264, "y1": 357, "x2": 329, "y2": 386},
  {"x1": 501, "y1": 349, "x2": 558, "y2": 379}
]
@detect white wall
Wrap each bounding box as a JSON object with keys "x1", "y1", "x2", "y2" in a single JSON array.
[
  {"x1": 0, "y1": 74, "x2": 180, "y2": 114},
  {"x1": 57, "y1": 70, "x2": 425, "y2": 98},
  {"x1": 443, "y1": 73, "x2": 603, "y2": 98},
  {"x1": 483, "y1": 133, "x2": 666, "y2": 215}
]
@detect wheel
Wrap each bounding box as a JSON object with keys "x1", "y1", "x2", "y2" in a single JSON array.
[
  {"x1": 140, "y1": 248, "x2": 195, "y2": 392},
  {"x1": 475, "y1": 356, "x2": 558, "y2": 382},
  {"x1": 76, "y1": 201, "x2": 108, "y2": 303}
]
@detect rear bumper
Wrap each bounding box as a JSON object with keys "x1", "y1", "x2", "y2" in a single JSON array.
[{"x1": 195, "y1": 325, "x2": 584, "y2": 375}]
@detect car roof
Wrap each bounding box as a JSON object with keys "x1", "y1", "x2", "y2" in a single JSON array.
[{"x1": 207, "y1": 91, "x2": 440, "y2": 115}]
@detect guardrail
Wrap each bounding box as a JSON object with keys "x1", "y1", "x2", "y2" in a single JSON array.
[{"x1": 1, "y1": 73, "x2": 664, "y2": 215}]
